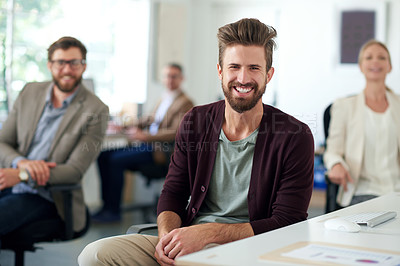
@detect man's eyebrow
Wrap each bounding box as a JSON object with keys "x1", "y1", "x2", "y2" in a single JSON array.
[{"x1": 226, "y1": 63, "x2": 263, "y2": 68}]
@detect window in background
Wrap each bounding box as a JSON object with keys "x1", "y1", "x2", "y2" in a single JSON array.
[
  {"x1": 0, "y1": 0, "x2": 149, "y2": 115},
  {"x1": 0, "y1": 0, "x2": 9, "y2": 122}
]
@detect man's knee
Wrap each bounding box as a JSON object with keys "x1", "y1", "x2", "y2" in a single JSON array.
[
  {"x1": 78, "y1": 238, "x2": 111, "y2": 266},
  {"x1": 78, "y1": 234, "x2": 159, "y2": 266}
]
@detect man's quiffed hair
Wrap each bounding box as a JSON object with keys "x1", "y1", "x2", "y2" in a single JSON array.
[
  {"x1": 47, "y1": 36, "x2": 87, "y2": 61},
  {"x1": 217, "y1": 18, "x2": 277, "y2": 71}
]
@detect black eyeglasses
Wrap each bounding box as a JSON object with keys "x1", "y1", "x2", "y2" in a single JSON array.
[{"x1": 50, "y1": 59, "x2": 86, "y2": 70}]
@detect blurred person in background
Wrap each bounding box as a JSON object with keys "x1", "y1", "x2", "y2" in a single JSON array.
[
  {"x1": 324, "y1": 40, "x2": 400, "y2": 207},
  {"x1": 92, "y1": 63, "x2": 194, "y2": 223}
]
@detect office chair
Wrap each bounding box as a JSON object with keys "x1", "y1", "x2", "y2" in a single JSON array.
[
  {"x1": 123, "y1": 144, "x2": 173, "y2": 235},
  {"x1": 122, "y1": 159, "x2": 169, "y2": 223},
  {"x1": 323, "y1": 103, "x2": 342, "y2": 213},
  {"x1": 123, "y1": 165, "x2": 166, "y2": 237},
  {"x1": 1, "y1": 184, "x2": 90, "y2": 266}
]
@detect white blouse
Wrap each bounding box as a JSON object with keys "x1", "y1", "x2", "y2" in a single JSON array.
[{"x1": 356, "y1": 98, "x2": 400, "y2": 196}]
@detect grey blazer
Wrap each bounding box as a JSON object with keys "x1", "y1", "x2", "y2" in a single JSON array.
[{"x1": 0, "y1": 81, "x2": 109, "y2": 231}]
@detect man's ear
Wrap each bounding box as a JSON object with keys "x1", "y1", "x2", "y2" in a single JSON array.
[
  {"x1": 217, "y1": 63, "x2": 222, "y2": 80},
  {"x1": 266, "y1": 67, "x2": 274, "y2": 84}
]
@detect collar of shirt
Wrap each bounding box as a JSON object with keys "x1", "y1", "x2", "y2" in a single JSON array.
[
  {"x1": 162, "y1": 88, "x2": 181, "y2": 101},
  {"x1": 45, "y1": 82, "x2": 80, "y2": 109},
  {"x1": 219, "y1": 127, "x2": 259, "y2": 144}
]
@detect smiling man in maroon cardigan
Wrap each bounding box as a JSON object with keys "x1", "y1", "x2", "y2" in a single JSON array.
[{"x1": 79, "y1": 18, "x2": 314, "y2": 266}]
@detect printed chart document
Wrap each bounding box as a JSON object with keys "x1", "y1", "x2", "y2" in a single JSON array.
[{"x1": 260, "y1": 242, "x2": 400, "y2": 266}]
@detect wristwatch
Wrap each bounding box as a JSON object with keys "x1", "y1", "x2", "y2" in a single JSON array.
[{"x1": 18, "y1": 168, "x2": 29, "y2": 182}]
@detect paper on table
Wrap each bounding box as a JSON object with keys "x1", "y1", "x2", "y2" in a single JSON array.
[
  {"x1": 282, "y1": 243, "x2": 400, "y2": 265},
  {"x1": 259, "y1": 242, "x2": 400, "y2": 266}
]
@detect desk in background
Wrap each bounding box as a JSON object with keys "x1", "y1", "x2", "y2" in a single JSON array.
[{"x1": 176, "y1": 192, "x2": 400, "y2": 266}]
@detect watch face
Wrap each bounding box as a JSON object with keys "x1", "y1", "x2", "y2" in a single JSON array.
[{"x1": 19, "y1": 169, "x2": 29, "y2": 181}]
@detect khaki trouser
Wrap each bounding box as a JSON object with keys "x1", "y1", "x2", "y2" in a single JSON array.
[{"x1": 78, "y1": 234, "x2": 160, "y2": 266}]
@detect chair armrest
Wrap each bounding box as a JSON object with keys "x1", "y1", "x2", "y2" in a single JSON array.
[
  {"x1": 324, "y1": 174, "x2": 340, "y2": 213},
  {"x1": 49, "y1": 184, "x2": 81, "y2": 240},
  {"x1": 126, "y1": 223, "x2": 158, "y2": 235},
  {"x1": 48, "y1": 184, "x2": 81, "y2": 192}
]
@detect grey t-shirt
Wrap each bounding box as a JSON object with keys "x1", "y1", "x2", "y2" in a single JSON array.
[{"x1": 193, "y1": 127, "x2": 259, "y2": 225}]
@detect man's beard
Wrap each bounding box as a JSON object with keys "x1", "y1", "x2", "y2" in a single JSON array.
[
  {"x1": 222, "y1": 79, "x2": 266, "y2": 113},
  {"x1": 53, "y1": 75, "x2": 82, "y2": 93}
]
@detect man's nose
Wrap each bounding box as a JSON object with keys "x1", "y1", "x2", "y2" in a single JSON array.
[
  {"x1": 61, "y1": 63, "x2": 74, "y2": 73},
  {"x1": 237, "y1": 68, "x2": 250, "y2": 83}
]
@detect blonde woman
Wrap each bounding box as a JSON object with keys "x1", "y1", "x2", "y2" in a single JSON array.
[{"x1": 324, "y1": 40, "x2": 400, "y2": 207}]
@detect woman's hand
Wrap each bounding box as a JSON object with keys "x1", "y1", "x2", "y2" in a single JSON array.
[{"x1": 328, "y1": 163, "x2": 354, "y2": 191}]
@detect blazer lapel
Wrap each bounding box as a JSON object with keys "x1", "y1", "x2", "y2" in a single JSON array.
[
  {"x1": 339, "y1": 93, "x2": 365, "y2": 205},
  {"x1": 157, "y1": 91, "x2": 183, "y2": 128},
  {"x1": 47, "y1": 85, "x2": 86, "y2": 156},
  {"x1": 165, "y1": 92, "x2": 183, "y2": 115},
  {"x1": 350, "y1": 93, "x2": 365, "y2": 177},
  {"x1": 386, "y1": 91, "x2": 400, "y2": 151},
  {"x1": 23, "y1": 85, "x2": 49, "y2": 154}
]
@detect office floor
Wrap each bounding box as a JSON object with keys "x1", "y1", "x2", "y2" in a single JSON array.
[
  {"x1": 0, "y1": 190, "x2": 326, "y2": 266},
  {"x1": 0, "y1": 210, "x2": 150, "y2": 266}
]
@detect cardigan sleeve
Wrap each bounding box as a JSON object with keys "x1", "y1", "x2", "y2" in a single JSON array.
[{"x1": 250, "y1": 122, "x2": 315, "y2": 235}]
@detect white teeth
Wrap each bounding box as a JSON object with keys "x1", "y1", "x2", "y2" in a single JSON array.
[
  {"x1": 235, "y1": 87, "x2": 252, "y2": 93},
  {"x1": 369, "y1": 67, "x2": 381, "y2": 72}
]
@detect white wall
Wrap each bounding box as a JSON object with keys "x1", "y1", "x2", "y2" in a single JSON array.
[
  {"x1": 145, "y1": 0, "x2": 400, "y2": 147},
  {"x1": 84, "y1": 0, "x2": 400, "y2": 206}
]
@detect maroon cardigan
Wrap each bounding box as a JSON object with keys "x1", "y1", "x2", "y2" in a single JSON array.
[{"x1": 157, "y1": 100, "x2": 314, "y2": 235}]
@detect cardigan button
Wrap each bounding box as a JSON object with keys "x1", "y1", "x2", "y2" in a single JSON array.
[
  {"x1": 191, "y1": 207, "x2": 196, "y2": 214},
  {"x1": 201, "y1": 186, "x2": 206, "y2": 192}
]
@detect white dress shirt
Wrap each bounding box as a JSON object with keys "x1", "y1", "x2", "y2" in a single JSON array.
[{"x1": 148, "y1": 89, "x2": 180, "y2": 135}]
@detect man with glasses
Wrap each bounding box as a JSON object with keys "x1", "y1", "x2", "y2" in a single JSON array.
[{"x1": 0, "y1": 36, "x2": 109, "y2": 246}]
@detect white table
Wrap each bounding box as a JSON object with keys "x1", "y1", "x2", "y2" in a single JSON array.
[{"x1": 176, "y1": 192, "x2": 400, "y2": 266}]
